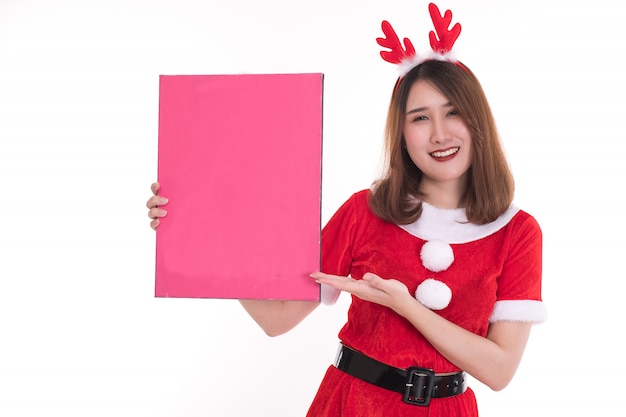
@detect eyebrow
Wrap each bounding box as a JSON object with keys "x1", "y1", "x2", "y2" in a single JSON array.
[{"x1": 406, "y1": 102, "x2": 454, "y2": 115}]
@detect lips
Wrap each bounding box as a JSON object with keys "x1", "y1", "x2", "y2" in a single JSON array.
[{"x1": 430, "y1": 147, "x2": 460, "y2": 159}]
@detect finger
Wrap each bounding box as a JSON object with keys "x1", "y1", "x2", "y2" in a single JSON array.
[
  {"x1": 310, "y1": 271, "x2": 327, "y2": 280},
  {"x1": 150, "y1": 218, "x2": 160, "y2": 230},
  {"x1": 362, "y1": 273, "x2": 385, "y2": 288},
  {"x1": 148, "y1": 207, "x2": 167, "y2": 219},
  {"x1": 314, "y1": 275, "x2": 362, "y2": 296},
  {"x1": 310, "y1": 272, "x2": 349, "y2": 285},
  {"x1": 362, "y1": 273, "x2": 396, "y2": 292},
  {"x1": 362, "y1": 272, "x2": 381, "y2": 282},
  {"x1": 146, "y1": 195, "x2": 168, "y2": 209},
  {"x1": 151, "y1": 182, "x2": 160, "y2": 195}
]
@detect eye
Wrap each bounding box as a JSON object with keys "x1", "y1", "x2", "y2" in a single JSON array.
[
  {"x1": 447, "y1": 109, "x2": 459, "y2": 117},
  {"x1": 412, "y1": 115, "x2": 428, "y2": 122}
]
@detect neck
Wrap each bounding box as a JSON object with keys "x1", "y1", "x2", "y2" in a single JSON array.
[{"x1": 418, "y1": 178, "x2": 466, "y2": 209}]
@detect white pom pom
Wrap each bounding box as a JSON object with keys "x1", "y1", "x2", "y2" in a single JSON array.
[
  {"x1": 415, "y1": 279, "x2": 452, "y2": 310},
  {"x1": 420, "y1": 240, "x2": 454, "y2": 272}
]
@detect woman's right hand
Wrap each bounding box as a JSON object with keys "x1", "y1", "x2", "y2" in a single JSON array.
[{"x1": 146, "y1": 182, "x2": 168, "y2": 230}]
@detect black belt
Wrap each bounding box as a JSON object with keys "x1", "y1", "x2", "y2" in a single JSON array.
[{"x1": 334, "y1": 344, "x2": 467, "y2": 406}]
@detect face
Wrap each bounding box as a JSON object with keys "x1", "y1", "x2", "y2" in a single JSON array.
[{"x1": 403, "y1": 80, "x2": 472, "y2": 193}]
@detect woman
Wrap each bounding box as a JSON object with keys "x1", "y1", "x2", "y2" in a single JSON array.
[{"x1": 147, "y1": 6, "x2": 546, "y2": 415}]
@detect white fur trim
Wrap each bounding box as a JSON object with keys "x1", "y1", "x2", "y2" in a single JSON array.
[
  {"x1": 398, "y1": 51, "x2": 458, "y2": 77},
  {"x1": 415, "y1": 278, "x2": 452, "y2": 310},
  {"x1": 320, "y1": 283, "x2": 340, "y2": 305},
  {"x1": 399, "y1": 203, "x2": 520, "y2": 244},
  {"x1": 489, "y1": 300, "x2": 548, "y2": 323},
  {"x1": 420, "y1": 240, "x2": 454, "y2": 272}
]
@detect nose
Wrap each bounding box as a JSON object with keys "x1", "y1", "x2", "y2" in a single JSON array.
[{"x1": 430, "y1": 117, "x2": 450, "y2": 144}]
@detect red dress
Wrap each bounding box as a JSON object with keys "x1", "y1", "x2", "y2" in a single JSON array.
[{"x1": 306, "y1": 190, "x2": 546, "y2": 416}]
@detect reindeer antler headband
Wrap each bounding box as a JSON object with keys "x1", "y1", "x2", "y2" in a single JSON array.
[{"x1": 377, "y1": 3, "x2": 463, "y2": 77}]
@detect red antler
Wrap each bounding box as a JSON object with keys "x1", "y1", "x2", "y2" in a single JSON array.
[
  {"x1": 428, "y1": 3, "x2": 461, "y2": 54},
  {"x1": 376, "y1": 20, "x2": 416, "y2": 64}
]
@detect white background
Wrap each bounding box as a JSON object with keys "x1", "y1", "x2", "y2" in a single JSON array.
[{"x1": 1, "y1": 0, "x2": 625, "y2": 416}]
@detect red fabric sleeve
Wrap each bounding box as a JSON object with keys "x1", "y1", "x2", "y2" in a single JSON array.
[
  {"x1": 320, "y1": 192, "x2": 361, "y2": 277},
  {"x1": 490, "y1": 212, "x2": 547, "y2": 323},
  {"x1": 497, "y1": 212, "x2": 543, "y2": 302}
]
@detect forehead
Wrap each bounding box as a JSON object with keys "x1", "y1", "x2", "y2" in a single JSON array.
[{"x1": 406, "y1": 80, "x2": 450, "y2": 107}]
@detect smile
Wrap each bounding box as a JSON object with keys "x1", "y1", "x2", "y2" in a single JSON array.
[{"x1": 430, "y1": 147, "x2": 460, "y2": 158}]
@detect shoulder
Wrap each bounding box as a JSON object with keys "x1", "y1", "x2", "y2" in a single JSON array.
[
  {"x1": 338, "y1": 189, "x2": 374, "y2": 214},
  {"x1": 352, "y1": 189, "x2": 371, "y2": 203},
  {"x1": 507, "y1": 208, "x2": 542, "y2": 238},
  {"x1": 480, "y1": 206, "x2": 542, "y2": 245},
  {"x1": 325, "y1": 189, "x2": 384, "y2": 228}
]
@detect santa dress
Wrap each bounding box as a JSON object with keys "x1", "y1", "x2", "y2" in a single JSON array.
[{"x1": 306, "y1": 189, "x2": 547, "y2": 416}]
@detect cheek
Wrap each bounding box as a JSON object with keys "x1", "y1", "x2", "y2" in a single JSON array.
[
  {"x1": 452, "y1": 120, "x2": 471, "y2": 138},
  {"x1": 404, "y1": 145, "x2": 428, "y2": 169},
  {"x1": 403, "y1": 126, "x2": 428, "y2": 148},
  {"x1": 453, "y1": 124, "x2": 472, "y2": 151}
]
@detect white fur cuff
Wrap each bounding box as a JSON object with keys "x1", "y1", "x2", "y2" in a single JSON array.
[
  {"x1": 320, "y1": 283, "x2": 341, "y2": 305},
  {"x1": 489, "y1": 300, "x2": 548, "y2": 323}
]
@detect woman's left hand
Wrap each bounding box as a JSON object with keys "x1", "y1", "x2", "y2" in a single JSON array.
[{"x1": 311, "y1": 272, "x2": 414, "y2": 313}]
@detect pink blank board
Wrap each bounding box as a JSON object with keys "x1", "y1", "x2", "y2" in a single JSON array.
[{"x1": 155, "y1": 73, "x2": 323, "y2": 301}]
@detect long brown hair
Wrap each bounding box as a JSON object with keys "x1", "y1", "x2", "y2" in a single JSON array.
[{"x1": 369, "y1": 60, "x2": 514, "y2": 225}]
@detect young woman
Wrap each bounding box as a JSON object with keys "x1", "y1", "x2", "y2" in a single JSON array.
[{"x1": 147, "y1": 5, "x2": 546, "y2": 415}]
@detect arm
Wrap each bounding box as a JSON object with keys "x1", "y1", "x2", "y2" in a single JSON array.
[
  {"x1": 239, "y1": 300, "x2": 320, "y2": 337},
  {"x1": 396, "y1": 296, "x2": 530, "y2": 391},
  {"x1": 312, "y1": 272, "x2": 531, "y2": 391}
]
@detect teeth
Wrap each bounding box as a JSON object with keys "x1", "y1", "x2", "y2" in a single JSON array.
[{"x1": 431, "y1": 147, "x2": 459, "y2": 158}]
